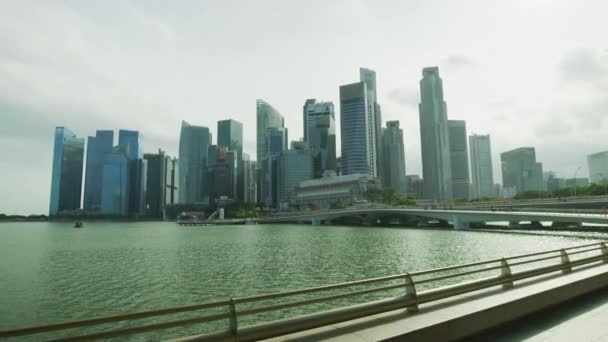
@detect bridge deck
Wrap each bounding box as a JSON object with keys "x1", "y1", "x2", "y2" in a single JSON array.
[{"x1": 265, "y1": 262, "x2": 608, "y2": 341}]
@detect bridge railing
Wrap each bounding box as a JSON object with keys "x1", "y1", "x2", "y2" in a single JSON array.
[{"x1": 2, "y1": 242, "x2": 608, "y2": 341}]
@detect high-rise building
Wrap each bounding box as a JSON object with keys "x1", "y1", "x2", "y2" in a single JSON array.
[
  {"x1": 588, "y1": 151, "x2": 608, "y2": 184},
  {"x1": 118, "y1": 129, "x2": 139, "y2": 161},
  {"x1": 469, "y1": 134, "x2": 495, "y2": 199},
  {"x1": 218, "y1": 119, "x2": 244, "y2": 201},
  {"x1": 501, "y1": 147, "x2": 544, "y2": 196},
  {"x1": 405, "y1": 175, "x2": 424, "y2": 199},
  {"x1": 118, "y1": 130, "x2": 147, "y2": 215},
  {"x1": 419, "y1": 67, "x2": 453, "y2": 202},
  {"x1": 208, "y1": 145, "x2": 237, "y2": 202},
  {"x1": 144, "y1": 149, "x2": 175, "y2": 218},
  {"x1": 340, "y1": 82, "x2": 375, "y2": 176},
  {"x1": 382, "y1": 121, "x2": 407, "y2": 194},
  {"x1": 360, "y1": 67, "x2": 382, "y2": 180},
  {"x1": 83, "y1": 130, "x2": 113, "y2": 211},
  {"x1": 165, "y1": 157, "x2": 179, "y2": 207},
  {"x1": 448, "y1": 120, "x2": 470, "y2": 200},
  {"x1": 277, "y1": 146, "x2": 314, "y2": 210},
  {"x1": 100, "y1": 147, "x2": 129, "y2": 215},
  {"x1": 261, "y1": 127, "x2": 287, "y2": 208},
  {"x1": 257, "y1": 100, "x2": 285, "y2": 204},
  {"x1": 303, "y1": 99, "x2": 337, "y2": 177},
  {"x1": 242, "y1": 153, "x2": 256, "y2": 204},
  {"x1": 178, "y1": 121, "x2": 211, "y2": 205},
  {"x1": 49, "y1": 127, "x2": 85, "y2": 216}
]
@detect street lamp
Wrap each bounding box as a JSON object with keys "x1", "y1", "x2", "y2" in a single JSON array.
[{"x1": 572, "y1": 166, "x2": 582, "y2": 197}]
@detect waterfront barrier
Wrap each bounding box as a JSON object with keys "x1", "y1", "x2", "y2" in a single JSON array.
[{"x1": 1, "y1": 242, "x2": 608, "y2": 341}]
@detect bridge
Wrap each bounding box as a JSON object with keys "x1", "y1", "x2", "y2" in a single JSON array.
[
  {"x1": 255, "y1": 208, "x2": 608, "y2": 229},
  {"x1": 454, "y1": 195, "x2": 608, "y2": 210},
  {"x1": 2, "y1": 242, "x2": 608, "y2": 341}
]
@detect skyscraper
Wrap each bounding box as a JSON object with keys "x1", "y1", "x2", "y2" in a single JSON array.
[
  {"x1": 118, "y1": 129, "x2": 139, "y2": 161},
  {"x1": 448, "y1": 120, "x2": 470, "y2": 200},
  {"x1": 207, "y1": 145, "x2": 237, "y2": 202},
  {"x1": 469, "y1": 134, "x2": 495, "y2": 199},
  {"x1": 256, "y1": 100, "x2": 285, "y2": 203},
  {"x1": 501, "y1": 147, "x2": 544, "y2": 196},
  {"x1": 144, "y1": 149, "x2": 174, "y2": 218},
  {"x1": 588, "y1": 151, "x2": 608, "y2": 184},
  {"x1": 100, "y1": 147, "x2": 129, "y2": 215},
  {"x1": 242, "y1": 153, "x2": 256, "y2": 204},
  {"x1": 218, "y1": 119, "x2": 244, "y2": 201},
  {"x1": 178, "y1": 121, "x2": 211, "y2": 204},
  {"x1": 382, "y1": 121, "x2": 407, "y2": 194},
  {"x1": 118, "y1": 130, "x2": 146, "y2": 215},
  {"x1": 261, "y1": 127, "x2": 287, "y2": 208},
  {"x1": 277, "y1": 145, "x2": 314, "y2": 210},
  {"x1": 49, "y1": 127, "x2": 85, "y2": 216},
  {"x1": 340, "y1": 82, "x2": 374, "y2": 176},
  {"x1": 360, "y1": 68, "x2": 382, "y2": 179},
  {"x1": 303, "y1": 99, "x2": 337, "y2": 177},
  {"x1": 419, "y1": 67, "x2": 453, "y2": 202},
  {"x1": 83, "y1": 130, "x2": 113, "y2": 211}
]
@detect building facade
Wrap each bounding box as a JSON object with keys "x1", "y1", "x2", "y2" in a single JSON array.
[
  {"x1": 208, "y1": 145, "x2": 237, "y2": 203},
  {"x1": 277, "y1": 146, "x2": 314, "y2": 210},
  {"x1": 83, "y1": 130, "x2": 113, "y2": 211},
  {"x1": 242, "y1": 153, "x2": 256, "y2": 204},
  {"x1": 419, "y1": 67, "x2": 453, "y2": 202},
  {"x1": 469, "y1": 134, "x2": 495, "y2": 199},
  {"x1": 303, "y1": 99, "x2": 337, "y2": 177},
  {"x1": 340, "y1": 82, "x2": 374, "y2": 176},
  {"x1": 178, "y1": 121, "x2": 211, "y2": 205},
  {"x1": 218, "y1": 119, "x2": 244, "y2": 201},
  {"x1": 144, "y1": 149, "x2": 171, "y2": 218},
  {"x1": 588, "y1": 151, "x2": 608, "y2": 184},
  {"x1": 501, "y1": 147, "x2": 544, "y2": 196},
  {"x1": 360, "y1": 67, "x2": 382, "y2": 180},
  {"x1": 100, "y1": 148, "x2": 129, "y2": 215},
  {"x1": 382, "y1": 121, "x2": 407, "y2": 194},
  {"x1": 49, "y1": 127, "x2": 85, "y2": 216},
  {"x1": 295, "y1": 173, "x2": 380, "y2": 210},
  {"x1": 448, "y1": 120, "x2": 470, "y2": 200},
  {"x1": 261, "y1": 127, "x2": 288, "y2": 208}
]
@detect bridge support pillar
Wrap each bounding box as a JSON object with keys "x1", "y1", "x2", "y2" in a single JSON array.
[{"x1": 452, "y1": 216, "x2": 470, "y2": 230}]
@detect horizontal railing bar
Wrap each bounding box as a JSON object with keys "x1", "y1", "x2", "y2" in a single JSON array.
[
  {"x1": 0, "y1": 299, "x2": 231, "y2": 338},
  {"x1": 566, "y1": 246, "x2": 604, "y2": 257},
  {"x1": 233, "y1": 274, "x2": 406, "y2": 304},
  {"x1": 414, "y1": 264, "x2": 507, "y2": 285},
  {"x1": 237, "y1": 283, "x2": 405, "y2": 317},
  {"x1": 47, "y1": 312, "x2": 231, "y2": 342},
  {"x1": 508, "y1": 254, "x2": 563, "y2": 267},
  {"x1": 504, "y1": 242, "x2": 602, "y2": 261}
]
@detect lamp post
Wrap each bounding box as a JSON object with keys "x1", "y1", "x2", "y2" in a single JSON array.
[{"x1": 572, "y1": 166, "x2": 582, "y2": 197}]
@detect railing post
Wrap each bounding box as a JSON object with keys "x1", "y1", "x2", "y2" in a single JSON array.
[
  {"x1": 228, "y1": 298, "x2": 238, "y2": 339},
  {"x1": 404, "y1": 273, "x2": 419, "y2": 313},
  {"x1": 560, "y1": 249, "x2": 572, "y2": 273},
  {"x1": 601, "y1": 243, "x2": 608, "y2": 263},
  {"x1": 501, "y1": 258, "x2": 513, "y2": 289}
]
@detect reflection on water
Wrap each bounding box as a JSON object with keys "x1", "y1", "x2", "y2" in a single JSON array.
[{"x1": 0, "y1": 222, "x2": 604, "y2": 340}]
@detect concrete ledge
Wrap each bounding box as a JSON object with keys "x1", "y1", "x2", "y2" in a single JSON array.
[{"x1": 265, "y1": 262, "x2": 608, "y2": 341}]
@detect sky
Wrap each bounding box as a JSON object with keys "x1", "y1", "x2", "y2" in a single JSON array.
[{"x1": 1, "y1": 0, "x2": 607, "y2": 214}]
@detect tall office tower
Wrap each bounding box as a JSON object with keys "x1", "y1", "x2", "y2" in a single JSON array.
[
  {"x1": 469, "y1": 134, "x2": 495, "y2": 199},
  {"x1": 340, "y1": 82, "x2": 375, "y2": 176},
  {"x1": 256, "y1": 99, "x2": 285, "y2": 203},
  {"x1": 218, "y1": 119, "x2": 244, "y2": 201},
  {"x1": 303, "y1": 99, "x2": 337, "y2": 177},
  {"x1": 588, "y1": 151, "x2": 608, "y2": 184},
  {"x1": 101, "y1": 147, "x2": 129, "y2": 215},
  {"x1": 178, "y1": 121, "x2": 211, "y2": 205},
  {"x1": 261, "y1": 127, "x2": 287, "y2": 208},
  {"x1": 406, "y1": 175, "x2": 424, "y2": 199},
  {"x1": 448, "y1": 120, "x2": 470, "y2": 200},
  {"x1": 207, "y1": 145, "x2": 237, "y2": 202},
  {"x1": 242, "y1": 153, "x2": 257, "y2": 204},
  {"x1": 165, "y1": 157, "x2": 179, "y2": 207},
  {"x1": 83, "y1": 130, "x2": 113, "y2": 211},
  {"x1": 49, "y1": 127, "x2": 85, "y2": 216},
  {"x1": 144, "y1": 149, "x2": 171, "y2": 218},
  {"x1": 118, "y1": 129, "x2": 147, "y2": 214},
  {"x1": 501, "y1": 147, "x2": 544, "y2": 196},
  {"x1": 419, "y1": 67, "x2": 453, "y2": 202},
  {"x1": 382, "y1": 121, "x2": 407, "y2": 194},
  {"x1": 360, "y1": 68, "x2": 382, "y2": 179},
  {"x1": 277, "y1": 146, "x2": 314, "y2": 210}
]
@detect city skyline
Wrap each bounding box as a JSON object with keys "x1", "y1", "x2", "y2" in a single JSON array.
[{"x1": 2, "y1": 1, "x2": 608, "y2": 213}]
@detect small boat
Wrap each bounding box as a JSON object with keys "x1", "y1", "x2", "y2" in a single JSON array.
[{"x1": 74, "y1": 221, "x2": 84, "y2": 228}]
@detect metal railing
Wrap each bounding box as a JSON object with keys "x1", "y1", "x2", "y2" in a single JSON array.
[{"x1": 2, "y1": 242, "x2": 608, "y2": 341}]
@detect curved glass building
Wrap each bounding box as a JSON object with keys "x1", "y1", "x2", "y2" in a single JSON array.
[
  {"x1": 256, "y1": 99, "x2": 285, "y2": 167},
  {"x1": 49, "y1": 127, "x2": 85, "y2": 216},
  {"x1": 178, "y1": 121, "x2": 211, "y2": 204}
]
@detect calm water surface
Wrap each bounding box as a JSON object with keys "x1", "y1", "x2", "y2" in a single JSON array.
[{"x1": 0, "y1": 222, "x2": 604, "y2": 340}]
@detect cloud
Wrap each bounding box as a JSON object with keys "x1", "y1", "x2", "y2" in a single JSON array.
[
  {"x1": 387, "y1": 88, "x2": 419, "y2": 107},
  {"x1": 557, "y1": 48, "x2": 607, "y2": 87},
  {"x1": 443, "y1": 55, "x2": 478, "y2": 70}
]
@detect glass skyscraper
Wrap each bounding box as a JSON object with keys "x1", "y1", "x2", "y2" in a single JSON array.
[
  {"x1": 587, "y1": 151, "x2": 608, "y2": 184},
  {"x1": 302, "y1": 99, "x2": 337, "y2": 177},
  {"x1": 118, "y1": 129, "x2": 139, "y2": 161},
  {"x1": 278, "y1": 146, "x2": 313, "y2": 209},
  {"x1": 256, "y1": 99, "x2": 285, "y2": 166},
  {"x1": 261, "y1": 127, "x2": 287, "y2": 208},
  {"x1": 218, "y1": 119, "x2": 244, "y2": 201},
  {"x1": 448, "y1": 120, "x2": 470, "y2": 200},
  {"x1": 360, "y1": 67, "x2": 382, "y2": 179},
  {"x1": 501, "y1": 147, "x2": 544, "y2": 196},
  {"x1": 49, "y1": 127, "x2": 85, "y2": 216},
  {"x1": 178, "y1": 121, "x2": 211, "y2": 205},
  {"x1": 469, "y1": 134, "x2": 495, "y2": 199},
  {"x1": 83, "y1": 130, "x2": 113, "y2": 211},
  {"x1": 340, "y1": 82, "x2": 374, "y2": 176},
  {"x1": 419, "y1": 67, "x2": 453, "y2": 202},
  {"x1": 100, "y1": 148, "x2": 129, "y2": 215},
  {"x1": 382, "y1": 121, "x2": 407, "y2": 194}
]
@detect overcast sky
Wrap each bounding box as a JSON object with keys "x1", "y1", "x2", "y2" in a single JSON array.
[{"x1": 1, "y1": 0, "x2": 607, "y2": 214}]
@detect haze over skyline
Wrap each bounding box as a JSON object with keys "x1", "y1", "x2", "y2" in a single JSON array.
[{"x1": 1, "y1": 0, "x2": 607, "y2": 214}]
